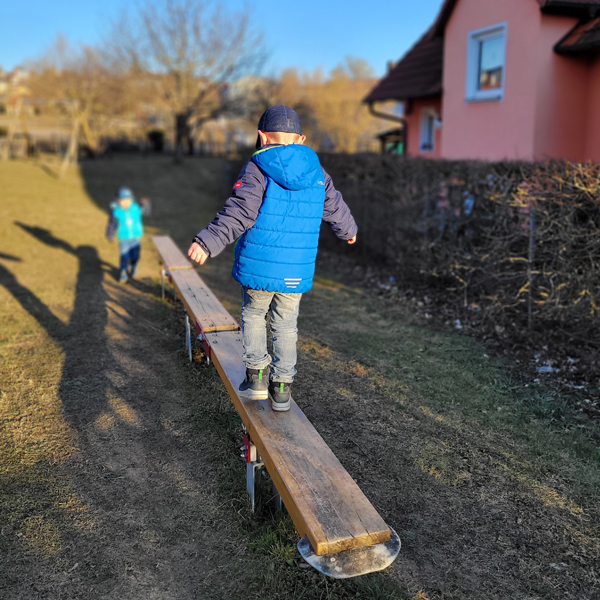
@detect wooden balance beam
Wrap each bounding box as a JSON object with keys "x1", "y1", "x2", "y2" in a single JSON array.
[
  {"x1": 152, "y1": 236, "x2": 400, "y2": 577},
  {"x1": 154, "y1": 236, "x2": 194, "y2": 301}
]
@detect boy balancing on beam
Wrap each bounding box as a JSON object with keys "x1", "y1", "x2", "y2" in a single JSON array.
[{"x1": 188, "y1": 105, "x2": 357, "y2": 412}]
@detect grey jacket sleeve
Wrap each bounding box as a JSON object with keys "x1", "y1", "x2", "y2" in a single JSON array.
[
  {"x1": 194, "y1": 161, "x2": 265, "y2": 257},
  {"x1": 321, "y1": 168, "x2": 358, "y2": 240}
]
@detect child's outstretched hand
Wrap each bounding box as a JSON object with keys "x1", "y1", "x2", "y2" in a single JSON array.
[
  {"x1": 347, "y1": 235, "x2": 357, "y2": 244},
  {"x1": 188, "y1": 242, "x2": 208, "y2": 265}
]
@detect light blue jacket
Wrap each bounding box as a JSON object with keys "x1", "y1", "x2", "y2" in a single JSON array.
[{"x1": 107, "y1": 201, "x2": 144, "y2": 241}]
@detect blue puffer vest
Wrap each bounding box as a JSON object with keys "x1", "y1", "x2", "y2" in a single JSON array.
[
  {"x1": 232, "y1": 144, "x2": 326, "y2": 293},
  {"x1": 111, "y1": 201, "x2": 144, "y2": 240}
]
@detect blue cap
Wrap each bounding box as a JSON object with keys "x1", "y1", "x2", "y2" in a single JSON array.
[
  {"x1": 257, "y1": 105, "x2": 302, "y2": 134},
  {"x1": 117, "y1": 186, "x2": 133, "y2": 200}
]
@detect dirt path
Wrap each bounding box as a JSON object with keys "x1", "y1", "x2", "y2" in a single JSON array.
[{"x1": 1, "y1": 158, "x2": 598, "y2": 600}]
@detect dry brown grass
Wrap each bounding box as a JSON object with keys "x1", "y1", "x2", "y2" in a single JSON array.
[{"x1": 1, "y1": 155, "x2": 599, "y2": 600}]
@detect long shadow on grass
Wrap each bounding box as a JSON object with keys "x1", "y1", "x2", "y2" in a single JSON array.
[
  {"x1": 2, "y1": 225, "x2": 172, "y2": 594},
  {"x1": 0, "y1": 224, "x2": 120, "y2": 593},
  {"x1": 4, "y1": 223, "x2": 260, "y2": 598},
  {"x1": 13, "y1": 223, "x2": 113, "y2": 430}
]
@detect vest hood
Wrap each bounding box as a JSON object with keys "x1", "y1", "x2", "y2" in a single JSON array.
[{"x1": 252, "y1": 145, "x2": 322, "y2": 191}]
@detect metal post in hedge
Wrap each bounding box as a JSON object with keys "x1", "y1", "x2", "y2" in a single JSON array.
[{"x1": 527, "y1": 208, "x2": 536, "y2": 330}]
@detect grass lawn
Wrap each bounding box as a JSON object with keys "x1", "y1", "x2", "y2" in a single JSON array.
[{"x1": 0, "y1": 156, "x2": 598, "y2": 600}]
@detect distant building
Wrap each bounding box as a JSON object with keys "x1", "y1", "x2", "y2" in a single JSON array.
[
  {"x1": 365, "y1": 0, "x2": 600, "y2": 162},
  {"x1": 0, "y1": 66, "x2": 31, "y2": 115},
  {"x1": 9, "y1": 67, "x2": 29, "y2": 85}
]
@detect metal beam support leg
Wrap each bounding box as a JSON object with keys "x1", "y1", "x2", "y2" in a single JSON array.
[
  {"x1": 272, "y1": 484, "x2": 282, "y2": 511},
  {"x1": 197, "y1": 328, "x2": 210, "y2": 365},
  {"x1": 185, "y1": 314, "x2": 192, "y2": 363},
  {"x1": 242, "y1": 429, "x2": 264, "y2": 512},
  {"x1": 161, "y1": 268, "x2": 165, "y2": 300},
  {"x1": 247, "y1": 460, "x2": 264, "y2": 513}
]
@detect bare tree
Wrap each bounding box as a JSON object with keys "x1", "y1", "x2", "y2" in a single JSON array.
[
  {"x1": 109, "y1": 0, "x2": 264, "y2": 159},
  {"x1": 334, "y1": 56, "x2": 375, "y2": 80},
  {"x1": 29, "y1": 36, "x2": 137, "y2": 175},
  {"x1": 273, "y1": 59, "x2": 384, "y2": 153}
]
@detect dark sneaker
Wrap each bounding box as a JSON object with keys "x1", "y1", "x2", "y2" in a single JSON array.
[
  {"x1": 238, "y1": 368, "x2": 268, "y2": 400},
  {"x1": 269, "y1": 381, "x2": 292, "y2": 412}
]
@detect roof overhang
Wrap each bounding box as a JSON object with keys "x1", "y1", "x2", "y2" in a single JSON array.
[
  {"x1": 363, "y1": 29, "x2": 443, "y2": 104},
  {"x1": 432, "y1": 0, "x2": 459, "y2": 37},
  {"x1": 555, "y1": 15, "x2": 600, "y2": 52},
  {"x1": 434, "y1": 0, "x2": 600, "y2": 35},
  {"x1": 365, "y1": 91, "x2": 442, "y2": 104},
  {"x1": 540, "y1": 0, "x2": 600, "y2": 17}
]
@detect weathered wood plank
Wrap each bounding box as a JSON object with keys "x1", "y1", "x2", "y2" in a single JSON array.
[
  {"x1": 204, "y1": 330, "x2": 391, "y2": 556},
  {"x1": 152, "y1": 235, "x2": 194, "y2": 270},
  {"x1": 170, "y1": 269, "x2": 239, "y2": 334},
  {"x1": 151, "y1": 236, "x2": 391, "y2": 556}
]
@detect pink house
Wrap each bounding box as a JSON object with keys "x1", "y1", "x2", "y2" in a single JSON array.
[{"x1": 365, "y1": 0, "x2": 600, "y2": 162}]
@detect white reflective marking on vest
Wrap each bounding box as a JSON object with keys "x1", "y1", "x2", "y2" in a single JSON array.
[{"x1": 284, "y1": 278, "x2": 302, "y2": 281}]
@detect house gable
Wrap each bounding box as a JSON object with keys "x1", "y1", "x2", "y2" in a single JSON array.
[{"x1": 365, "y1": 0, "x2": 600, "y2": 161}]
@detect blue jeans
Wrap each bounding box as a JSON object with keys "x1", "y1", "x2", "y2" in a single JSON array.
[
  {"x1": 119, "y1": 239, "x2": 141, "y2": 273},
  {"x1": 240, "y1": 286, "x2": 302, "y2": 383}
]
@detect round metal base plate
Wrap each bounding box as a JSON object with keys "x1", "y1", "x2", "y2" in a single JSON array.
[{"x1": 297, "y1": 528, "x2": 401, "y2": 579}]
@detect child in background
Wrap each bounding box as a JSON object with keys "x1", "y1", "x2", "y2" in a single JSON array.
[
  {"x1": 187, "y1": 105, "x2": 357, "y2": 412},
  {"x1": 106, "y1": 187, "x2": 150, "y2": 283}
]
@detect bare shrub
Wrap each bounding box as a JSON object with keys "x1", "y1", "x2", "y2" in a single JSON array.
[
  {"x1": 320, "y1": 154, "x2": 600, "y2": 379},
  {"x1": 107, "y1": 0, "x2": 264, "y2": 159}
]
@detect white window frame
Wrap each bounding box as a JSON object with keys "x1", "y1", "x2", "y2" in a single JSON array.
[
  {"x1": 465, "y1": 22, "x2": 507, "y2": 103},
  {"x1": 420, "y1": 108, "x2": 438, "y2": 153}
]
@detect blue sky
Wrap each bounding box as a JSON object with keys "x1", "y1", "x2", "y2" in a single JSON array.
[{"x1": 1, "y1": 0, "x2": 445, "y2": 77}]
